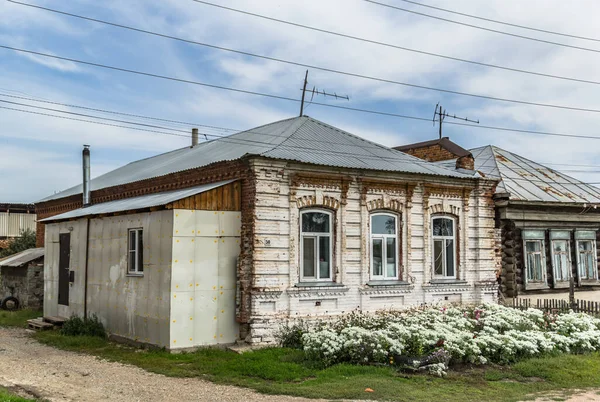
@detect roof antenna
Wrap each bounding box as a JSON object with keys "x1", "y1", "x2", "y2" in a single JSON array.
[
  {"x1": 299, "y1": 70, "x2": 349, "y2": 116},
  {"x1": 433, "y1": 103, "x2": 479, "y2": 139}
]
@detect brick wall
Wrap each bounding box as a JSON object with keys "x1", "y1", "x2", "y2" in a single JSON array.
[{"x1": 403, "y1": 145, "x2": 457, "y2": 162}]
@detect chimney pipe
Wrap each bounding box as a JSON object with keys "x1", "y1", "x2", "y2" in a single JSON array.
[
  {"x1": 82, "y1": 145, "x2": 91, "y2": 207},
  {"x1": 191, "y1": 128, "x2": 198, "y2": 147}
]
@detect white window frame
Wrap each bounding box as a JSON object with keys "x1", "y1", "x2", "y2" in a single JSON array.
[
  {"x1": 370, "y1": 212, "x2": 399, "y2": 280},
  {"x1": 128, "y1": 228, "x2": 144, "y2": 275},
  {"x1": 550, "y1": 238, "x2": 571, "y2": 284},
  {"x1": 299, "y1": 209, "x2": 333, "y2": 282},
  {"x1": 523, "y1": 238, "x2": 546, "y2": 286},
  {"x1": 431, "y1": 215, "x2": 457, "y2": 279},
  {"x1": 576, "y1": 239, "x2": 598, "y2": 281}
]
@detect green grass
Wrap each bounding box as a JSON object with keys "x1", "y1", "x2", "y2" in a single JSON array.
[
  {"x1": 0, "y1": 309, "x2": 40, "y2": 328},
  {"x1": 0, "y1": 386, "x2": 35, "y2": 402},
  {"x1": 2, "y1": 311, "x2": 599, "y2": 401}
]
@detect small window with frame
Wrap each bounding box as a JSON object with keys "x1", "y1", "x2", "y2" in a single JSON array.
[
  {"x1": 523, "y1": 230, "x2": 547, "y2": 286},
  {"x1": 300, "y1": 209, "x2": 333, "y2": 282},
  {"x1": 575, "y1": 231, "x2": 598, "y2": 281},
  {"x1": 432, "y1": 216, "x2": 456, "y2": 278},
  {"x1": 370, "y1": 213, "x2": 399, "y2": 280},
  {"x1": 128, "y1": 228, "x2": 144, "y2": 275}
]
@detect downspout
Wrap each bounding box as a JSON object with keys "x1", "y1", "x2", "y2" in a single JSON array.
[{"x1": 82, "y1": 145, "x2": 91, "y2": 319}]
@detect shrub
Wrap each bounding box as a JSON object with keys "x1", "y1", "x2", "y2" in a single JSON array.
[
  {"x1": 61, "y1": 314, "x2": 106, "y2": 338},
  {"x1": 299, "y1": 304, "x2": 600, "y2": 369},
  {"x1": 275, "y1": 320, "x2": 309, "y2": 349}
]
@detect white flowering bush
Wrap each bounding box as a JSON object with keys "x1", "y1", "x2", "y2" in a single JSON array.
[{"x1": 298, "y1": 304, "x2": 600, "y2": 370}]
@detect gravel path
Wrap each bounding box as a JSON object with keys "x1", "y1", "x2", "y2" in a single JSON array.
[{"x1": 0, "y1": 327, "x2": 320, "y2": 402}]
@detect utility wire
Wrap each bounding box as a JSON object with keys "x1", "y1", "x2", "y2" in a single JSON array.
[
  {"x1": 9, "y1": 2, "x2": 600, "y2": 118},
  {"x1": 187, "y1": 0, "x2": 600, "y2": 86},
  {"x1": 0, "y1": 106, "x2": 190, "y2": 138},
  {"x1": 393, "y1": 0, "x2": 600, "y2": 44},
  {"x1": 363, "y1": 0, "x2": 600, "y2": 54},
  {"x1": 3, "y1": 106, "x2": 600, "y2": 186},
  {"x1": 3, "y1": 81, "x2": 600, "y2": 144},
  {"x1": 5, "y1": 44, "x2": 600, "y2": 116},
  {"x1": 0, "y1": 99, "x2": 191, "y2": 134},
  {"x1": 0, "y1": 93, "x2": 234, "y2": 132}
]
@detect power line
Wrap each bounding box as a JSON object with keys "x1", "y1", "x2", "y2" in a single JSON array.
[
  {"x1": 0, "y1": 106, "x2": 190, "y2": 138},
  {"x1": 3, "y1": 105, "x2": 600, "y2": 186},
  {"x1": 363, "y1": 0, "x2": 600, "y2": 54},
  {"x1": 0, "y1": 93, "x2": 235, "y2": 132},
  {"x1": 10, "y1": 2, "x2": 600, "y2": 117},
  {"x1": 392, "y1": 0, "x2": 600, "y2": 44},
  {"x1": 187, "y1": 0, "x2": 600, "y2": 86},
  {"x1": 0, "y1": 45, "x2": 446, "y2": 122},
  {"x1": 6, "y1": 44, "x2": 600, "y2": 117},
  {"x1": 0, "y1": 99, "x2": 191, "y2": 134}
]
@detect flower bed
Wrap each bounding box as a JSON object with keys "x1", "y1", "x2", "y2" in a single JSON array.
[{"x1": 283, "y1": 304, "x2": 600, "y2": 376}]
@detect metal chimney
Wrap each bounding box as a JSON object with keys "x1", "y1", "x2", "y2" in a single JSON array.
[
  {"x1": 82, "y1": 145, "x2": 91, "y2": 207},
  {"x1": 191, "y1": 128, "x2": 198, "y2": 147}
]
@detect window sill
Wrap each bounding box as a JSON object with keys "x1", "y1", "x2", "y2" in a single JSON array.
[
  {"x1": 287, "y1": 283, "x2": 349, "y2": 298},
  {"x1": 430, "y1": 279, "x2": 468, "y2": 285},
  {"x1": 127, "y1": 273, "x2": 144, "y2": 278},
  {"x1": 523, "y1": 282, "x2": 549, "y2": 291},
  {"x1": 423, "y1": 279, "x2": 470, "y2": 292}
]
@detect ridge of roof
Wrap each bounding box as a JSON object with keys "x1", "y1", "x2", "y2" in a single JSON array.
[
  {"x1": 394, "y1": 137, "x2": 472, "y2": 158},
  {"x1": 38, "y1": 116, "x2": 474, "y2": 204}
]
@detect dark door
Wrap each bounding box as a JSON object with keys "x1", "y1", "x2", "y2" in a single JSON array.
[{"x1": 58, "y1": 233, "x2": 71, "y2": 306}]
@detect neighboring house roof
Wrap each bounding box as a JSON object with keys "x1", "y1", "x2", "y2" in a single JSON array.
[
  {"x1": 0, "y1": 247, "x2": 44, "y2": 267},
  {"x1": 470, "y1": 145, "x2": 600, "y2": 203},
  {"x1": 41, "y1": 180, "x2": 235, "y2": 222},
  {"x1": 393, "y1": 137, "x2": 472, "y2": 158},
  {"x1": 0, "y1": 203, "x2": 35, "y2": 213},
  {"x1": 39, "y1": 116, "x2": 474, "y2": 203}
]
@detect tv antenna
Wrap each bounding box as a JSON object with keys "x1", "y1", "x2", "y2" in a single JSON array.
[
  {"x1": 299, "y1": 70, "x2": 349, "y2": 116},
  {"x1": 433, "y1": 103, "x2": 479, "y2": 139}
]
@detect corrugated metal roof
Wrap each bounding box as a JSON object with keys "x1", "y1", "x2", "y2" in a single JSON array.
[
  {"x1": 39, "y1": 116, "x2": 471, "y2": 203},
  {"x1": 0, "y1": 247, "x2": 44, "y2": 267},
  {"x1": 470, "y1": 145, "x2": 600, "y2": 203},
  {"x1": 41, "y1": 180, "x2": 234, "y2": 222}
]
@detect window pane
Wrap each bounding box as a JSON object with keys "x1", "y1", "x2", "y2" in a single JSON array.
[
  {"x1": 129, "y1": 230, "x2": 136, "y2": 252},
  {"x1": 303, "y1": 237, "x2": 315, "y2": 278},
  {"x1": 372, "y1": 215, "x2": 396, "y2": 235},
  {"x1": 526, "y1": 240, "x2": 541, "y2": 253},
  {"x1": 586, "y1": 254, "x2": 595, "y2": 279},
  {"x1": 137, "y1": 231, "x2": 144, "y2": 272},
  {"x1": 579, "y1": 241, "x2": 592, "y2": 252},
  {"x1": 386, "y1": 237, "x2": 396, "y2": 278},
  {"x1": 553, "y1": 241, "x2": 569, "y2": 282},
  {"x1": 372, "y1": 238, "x2": 383, "y2": 276},
  {"x1": 445, "y1": 239, "x2": 455, "y2": 277},
  {"x1": 319, "y1": 236, "x2": 330, "y2": 279},
  {"x1": 434, "y1": 240, "x2": 443, "y2": 275},
  {"x1": 432, "y1": 218, "x2": 453, "y2": 237},
  {"x1": 534, "y1": 254, "x2": 543, "y2": 281},
  {"x1": 302, "y1": 212, "x2": 330, "y2": 233},
  {"x1": 129, "y1": 251, "x2": 136, "y2": 273}
]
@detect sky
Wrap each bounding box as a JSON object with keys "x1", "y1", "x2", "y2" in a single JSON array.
[{"x1": 1, "y1": 0, "x2": 600, "y2": 202}]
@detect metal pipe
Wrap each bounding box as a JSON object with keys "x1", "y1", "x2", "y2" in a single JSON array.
[
  {"x1": 191, "y1": 128, "x2": 198, "y2": 147},
  {"x1": 82, "y1": 145, "x2": 91, "y2": 207}
]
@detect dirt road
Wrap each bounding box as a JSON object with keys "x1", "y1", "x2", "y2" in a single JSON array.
[{"x1": 0, "y1": 327, "x2": 318, "y2": 402}]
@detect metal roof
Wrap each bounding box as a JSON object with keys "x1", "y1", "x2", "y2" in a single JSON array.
[
  {"x1": 394, "y1": 137, "x2": 472, "y2": 158},
  {"x1": 39, "y1": 116, "x2": 472, "y2": 203},
  {"x1": 41, "y1": 180, "x2": 235, "y2": 222},
  {"x1": 470, "y1": 145, "x2": 600, "y2": 203},
  {"x1": 0, "y1": 247, "x2": 44, "y2": 267}
]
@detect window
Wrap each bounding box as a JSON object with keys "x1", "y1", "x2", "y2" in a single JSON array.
[
  {"x1": 576, "y1": 231, "x2": 598, "y2": 281},
  {"x1": 523, "y1": 230, "x2": 546, "y2": 285},
  {"x1": 128, "y1": 228, "x2": 144, "y2": 275},
  {"x1": 432, "y1": 216, "x2": 456, "y2": 278},
  {"x1": 300, "y1": 210, "x2": 332, "y2": 281},
  {"x1": 370, "y1": 213, "x2": 398, "y2": 280},
  {"x1": 550, "y1": 231, "x2": 571, "y2": 284}
]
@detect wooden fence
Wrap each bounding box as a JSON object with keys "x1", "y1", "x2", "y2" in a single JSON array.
[{"x1": 507, "y1": 298, "x2": 600, "y2": 316}]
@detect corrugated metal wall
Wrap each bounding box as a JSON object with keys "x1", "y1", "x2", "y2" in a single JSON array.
[{"x1": 0, "y1": 212, "x2": 36, "y2": 237}]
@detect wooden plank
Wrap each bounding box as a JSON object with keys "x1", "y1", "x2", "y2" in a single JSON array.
[
  {"x1": 216, "y1": 186, "x2": 224, "y2": 210},
  {"x1": 200, "y1": 192, "x2": 208, "y2": 210},
  {"x1": 222, "y1": 183, "x2": 231, "y2": 210},
  {"x1": 232, "y1": 181, "x2": 241, "y2": 210}
]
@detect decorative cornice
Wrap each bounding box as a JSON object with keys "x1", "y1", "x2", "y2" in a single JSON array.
[
  {"x1": 359, "y1": 284, "x2": 414, "y2": 296},
  {"x1": 286, "y1": 286, "x2": 349, "y2": 298},
  {"x1": 474, "y1": 281, "x2": 499, "y2": 292},
  {"x1": 366, "y1": 198, "x2": 403, "y2": 212},
  {"x1": 422, "y1": 282, "x2": 472, "y2": 293},
  {"x1": 429, "y1": 203, "x2": 461, "y2": 216},
  {"x1": 295, "y1": 195, "x2": 340, "y2": 210},
  {"x1": 251, "y1": 290, "x2": 283, "y2": 300},
  {"x1": 290, "y1": 173, "x2": 352, "y2": 190},
  {"x1": 424, "y1": 185, "x2": 469, "y2": 200}
]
